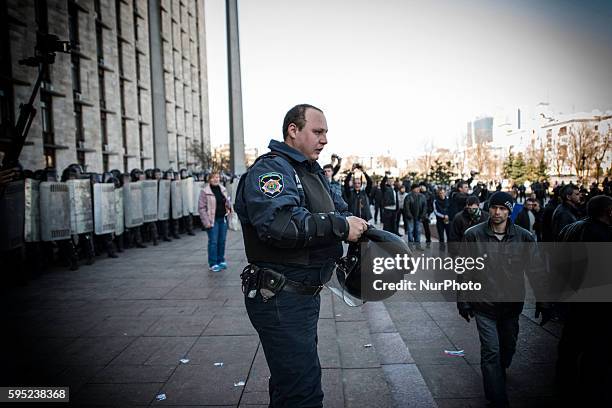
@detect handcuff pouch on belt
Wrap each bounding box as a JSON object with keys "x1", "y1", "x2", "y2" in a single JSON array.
[{"x1": 241, "y1": 264, "x2": 286, "y2": 302}]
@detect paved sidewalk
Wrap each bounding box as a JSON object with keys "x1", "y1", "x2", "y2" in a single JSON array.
[{"x1": 3, "y1": 227, "x2": 562, "y2": 407}]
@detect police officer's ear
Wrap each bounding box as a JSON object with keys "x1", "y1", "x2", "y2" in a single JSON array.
[{"x1": 286, "y1": 123, "x2": 298, "y2": 140}]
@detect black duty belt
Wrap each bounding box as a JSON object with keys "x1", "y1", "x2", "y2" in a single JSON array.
[{"x1": 241, "y1": 264, "x2": 324, "y2": 300}]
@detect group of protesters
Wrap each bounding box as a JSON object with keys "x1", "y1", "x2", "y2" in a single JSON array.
[{"x1": 327, "y1": 155, "x2": 612, "y2": 407}]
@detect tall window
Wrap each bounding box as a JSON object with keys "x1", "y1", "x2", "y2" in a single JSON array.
[
  {"x1": 0, "y1": 1, "x2": 14, "y2": 129},
  {"x1": 36, "y1": 0, "x2": 55, "y2": 168},
  {"x1": 69, "y1": 1, "x2": 84, "y2": 166}
]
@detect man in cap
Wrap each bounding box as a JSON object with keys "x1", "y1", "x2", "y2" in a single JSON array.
[
  {"x1": 457, "y1": 191, "x2": 551, "y2": 408},
  {"x1": 235, "y1": 104, "x2": 367, "y2": 408}
]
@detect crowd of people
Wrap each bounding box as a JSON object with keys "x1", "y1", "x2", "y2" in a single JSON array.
[
  {"x1": 0, "y1": 163, "x2": 237, "y2": 283},
  {"x1": 325, "y1": 157, "x2": 612, "y2": 407}
]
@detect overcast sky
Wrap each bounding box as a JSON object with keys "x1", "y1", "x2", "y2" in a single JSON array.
[{"x1": 204, "y1": 0, "x2": 612, "y2": 162}]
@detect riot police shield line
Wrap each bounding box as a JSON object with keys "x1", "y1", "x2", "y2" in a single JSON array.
[
  {"x1": 141, "y1": 180, "x2": 159, "y2": 223},
  {"x1": 124, "y1": 182, "x2": 144, "y2": 228},
  {"x1": 24, "y1": 179, "x2": 40, "y2": 243},
  {"x1": 0, "y1": 180, "x2": 25, "y2": 250},
  {"x1": 170, "y1": 180, "x2": 183, "y2": 220},
  {"x1": 182, "y1": 178, "x2": 194, "y2": 216},
  {"x1": 115, "y1": 187, "x2": 124, "y2": 235},
  {"x1": 193, "y1": 181, "x2": 205, "y2": 215},
  {"x1": 93, "y1": 183, "x2": 117, "y2": 235},
  {"x1": 67, "y1": 179, "x2": 94, "y2": 235},
  {"x1": 158, "y1": 180, "x2": 171, "y2": 221},
  {"x1": 40, "y1": 181, "x2": 71, "y2": 242}
]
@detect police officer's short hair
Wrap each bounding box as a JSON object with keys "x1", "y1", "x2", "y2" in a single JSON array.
[{"x1": 283, "y1": 104, "x2": 323, "y2": 140}]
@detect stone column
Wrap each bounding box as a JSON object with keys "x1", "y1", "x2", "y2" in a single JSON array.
[
  {"x1": 148, "y1": 0, "x2": 169, "y2": 169},
  {"x1": 225, "y1": 0, "x2": 245, "y2": 174}
]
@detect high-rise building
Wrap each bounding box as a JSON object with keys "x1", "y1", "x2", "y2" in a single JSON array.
[{"x1": 0, "y1": 0, "x2": 210, "y2": 173}]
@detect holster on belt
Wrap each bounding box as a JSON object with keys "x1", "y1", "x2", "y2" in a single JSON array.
[{"x1": 241, "y1": 264, "x2": 323, "y2": 301}]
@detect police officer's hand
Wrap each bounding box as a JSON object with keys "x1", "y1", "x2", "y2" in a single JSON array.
[
  {"x1": 346, "y1": 216, "x2": 368, "y2": 242},
  {"x1": 457, "y1": 302, "x2": 474, "y2": 323}
]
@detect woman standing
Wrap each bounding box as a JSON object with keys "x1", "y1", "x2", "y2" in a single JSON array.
[{"x1": 198, "y1": 171, "x2": 232, "y2": 272}]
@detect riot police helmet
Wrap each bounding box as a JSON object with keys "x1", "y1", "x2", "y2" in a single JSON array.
[
  {"x1": 334, "y1": 226, "x2": 410, "y2": 302},
  {"x1": 130, "y1": 168, "x2": 143, "y2": 182}
]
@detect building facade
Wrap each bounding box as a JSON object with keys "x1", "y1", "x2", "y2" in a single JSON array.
[{"x1": 0, "y1": 0, "x2": 210, "y2": 173}]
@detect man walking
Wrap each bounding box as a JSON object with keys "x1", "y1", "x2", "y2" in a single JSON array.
[{"x1": 457, "y1": 191, "x2": 550, "y2": 408}]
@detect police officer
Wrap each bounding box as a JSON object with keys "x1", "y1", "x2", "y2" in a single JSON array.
[
  {"x1": 124, "y1": 171, "x2": 146, "y2": 249},
  {"x1": 165, "y1": 169, "x2": 181, "y2": 240},
  {"x1": 61, "y1": 164, "x2": 95, "y2": 268},
  {"x1": 235, "y1": 104, "x2": 368, "y2": 408},
  {"x1": 143, "y1": 168, "x2": 160, "y2": 245},
  {"x1": 179, "y1": 168, "x2": 196, "y2": 236},
  {"x1": 154, "y1": 168, "x2": 172, "y2": 242}
]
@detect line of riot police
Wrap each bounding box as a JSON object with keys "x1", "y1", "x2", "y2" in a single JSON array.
[{"x1": 0, "y1": 164, "x2": 210, "y2": 284}]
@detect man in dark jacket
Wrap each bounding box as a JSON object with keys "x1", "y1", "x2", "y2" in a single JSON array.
[
  {"x1": 343, "y1": 164, "x2": 372, "y2": 221},
  {"x1": 457, "y1": 191, "x2": 550, "y2": 408},
  {"x1": 515, "y1": 197, "x2": 536, "y2": 237},
  {"x1": 370, "y1": 184, "x2": 382, "y2": 224},
  {"x1": 433, "y1": 187, "x2": 450, "y2": 243},
  {"x1": 551, "y1": 184, "x2": 582, "y2": 240},
  {"x1": 554, "y1": 195, "x2": 612, "y2": 407},
  {"x1": 403, "y1": 183, "x2": 427, "y2": 245},
  {"x1": 381, "y1": 173, "x2": 398, "y2": 234},
  {"x1": 447, "y1": 180, "x2": 470, "y2": 221},
  {"x1": 540, "y1": 186, "x2": 560, "y2": 242},
  {"x1": 449, "y1": 196, "x2": 489, "y2": 243},
  {"x1": 420, "y1": 183, "x2": 434, "y2": 245}
]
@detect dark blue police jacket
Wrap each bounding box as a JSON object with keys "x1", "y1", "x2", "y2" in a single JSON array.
[{"x1": 235, "y1": 140, "x2": 350, "y2": 267}]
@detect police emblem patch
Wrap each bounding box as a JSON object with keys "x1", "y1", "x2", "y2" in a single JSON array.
[{"x1": 259, "y1": 172, "x2": 284, "y2": 198}]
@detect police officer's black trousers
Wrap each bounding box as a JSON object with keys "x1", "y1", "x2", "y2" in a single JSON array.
[{"x1": 245, "y1": 268, "x2": 323, "y2": 408}]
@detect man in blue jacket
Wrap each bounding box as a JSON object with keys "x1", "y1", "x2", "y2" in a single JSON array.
[{"x1": 235, "y1": 104, "x2": 368, "y2": 408}]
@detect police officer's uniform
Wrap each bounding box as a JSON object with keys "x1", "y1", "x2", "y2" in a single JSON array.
[{"x1": 235, "y1": 139, "x2": 351, "y2": 408}]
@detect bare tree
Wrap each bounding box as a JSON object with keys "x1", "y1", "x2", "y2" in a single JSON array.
[
  {"x1": 568, "y1": 123, "x2": 610, "y2": 181},
  {"x1": 187, "y1": 140, "x2": 212, "y2": 170},
  {"x1": 470, "y1": 142, "x2": 491, "y2": 177}
]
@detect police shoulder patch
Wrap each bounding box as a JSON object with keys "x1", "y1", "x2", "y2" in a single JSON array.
[{"x1": 259, "y1": 172, "x2": 284, "y2": 198}]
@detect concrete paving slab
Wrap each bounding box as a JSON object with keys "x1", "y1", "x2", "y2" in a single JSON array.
[
  {"x1": 343, "y1": 368, "x2": 394, "y2": 408},
  {"x1": 111, "y1": 336, "x2": 198, "y2": 366},
  {"x1": 144, "y1": 314, "x2": 214, "y2": 336},
  {"x1": 186, "y1": 335, "x2": 259, "y2": 366},
  {"x1": 382, "y1": 364, "x2": 437, "y2": 408},
  {"x1": 157, "y1": 363, "x2": 246, "y2": 406},
  {"x1": 91, "y1": 364, "x2": 176, "y2": 383},
  {"x1": 60, "y1": 336, "x2": 137, "y2": 366},
  {"x1": 74, "y1": 383, "x2": 161, "y2": 406},
  {"x1": 336, "y1": 321, "x2": 380, "y2": 369},
  {"x1": 417, "y1": 364, "x2": 482, "y2": 399}
]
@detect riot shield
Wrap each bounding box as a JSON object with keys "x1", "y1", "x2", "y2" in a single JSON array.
[
  {"x1": 67, "y1": 179, "x2": 94, "y2": 235},
  {"x1": 93, "y1": 183, "x2": 117, "y2": 235},
  {"x1": 193, "y1": 181, "x2": 205, "y2": 216},
  {"x1": 182, "y1": 177, "x2": 194, "y2": 216},
  {"x1": 0, "y1": 180, "x2": 25, "y2": 250},
  {"x1": 157, "y1": 179, "x2": 171, "y2": 221},
  {"x1": 115, "y1": 187, "x2": 124, "y2": 235},
  {"x1": 124, "y1": 181, "x2": 144, "y2": 228},
  {"x1": 170, "y1": 180, "x2": 183, "y2": 220},
  {"x1": 24, "y1": 179, "x2": 40, "y2": 242},
  {"x1": 141, "y1": 180, "x2": 159, "y2": 222},
  {"x1": 40, "y1": 181, "x2": 71, "y2": 241}
]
